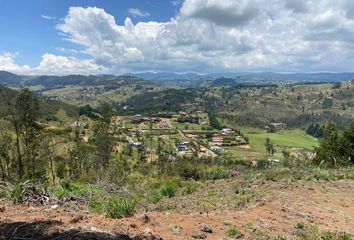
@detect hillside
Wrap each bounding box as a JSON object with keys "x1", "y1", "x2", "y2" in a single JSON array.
[
  {"x1": 128, "y1": 71, "x2": 354, "y2": 86},
  {"x1": 0, "y1": 85, "x2": 78, "y2": 119}
]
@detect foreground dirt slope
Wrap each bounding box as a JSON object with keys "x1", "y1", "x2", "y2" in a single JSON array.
[{"x1": 1, "y1": 180, "x2": 353, "y2": 239}]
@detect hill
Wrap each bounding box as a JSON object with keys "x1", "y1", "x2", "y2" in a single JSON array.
[
  {"x1": 0, "y1": 85, "x2": 78, "y2": 119},
  {"x1": 0, "y1": 71, "x2": 22, "y2": 86},
  {"x1": 127, "y1": 71, "x2": 354, "y2": 86}
]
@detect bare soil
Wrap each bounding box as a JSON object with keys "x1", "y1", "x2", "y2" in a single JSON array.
[{"x1": 1, "y1": 180, "x2": 353, "y2": 239}]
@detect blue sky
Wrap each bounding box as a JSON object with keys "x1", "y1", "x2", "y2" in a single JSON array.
[
  {"x1": 0, "y1": 0, "x2": 180, "y2": 67},
  {"x1": 1, "y1": 0, "x2": 354, "y2": 75}
]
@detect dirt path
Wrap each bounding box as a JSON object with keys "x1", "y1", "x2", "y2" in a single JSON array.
[{"x1": 1, "y1": 181, "x2": 353, "y2": 239}]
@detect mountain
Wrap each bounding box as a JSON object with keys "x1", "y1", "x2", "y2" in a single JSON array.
[
  {"x1": 126, "y1": 71, "x2": 354, "y2": 86},
  {"x1": 0, "y1": 71, "x2": 22, "y2": 86},
  {"x1": 126, "y1": 72, "x2": 206, "y2": 86},
  {"x1": 0, "y1": 71, "x2": 154, "y2": 89}
]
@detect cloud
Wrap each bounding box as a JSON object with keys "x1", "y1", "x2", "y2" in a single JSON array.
[
  {"x1": 284, "y1": 0, "x2": 308, "y2": 13},
  {"x1": 0, "y1": 53, "x2": 107, "y2": 75},
  {"x1": 171, "y1": 0, "x2": 182, "y2": 6},
  {"x1": 51, "y1": 2, "x2": 354, "y2": 73},
  {"x1": 180, "y1": 0, "x2": 259, "y2": 27},
  {"x1": 35, "y1": 54, "x2": 108, "y2": 75},
  {"x1": 0, "y1": 53, "x2": 31, "y2": 75},
  {"x1": 41, "y1": 14, "x2": 57, "y2": 20},
  {"x1": 6, "y1": 1, "x2": 354, "y2": 75},
  {"x1": 128, "y1": 8, "x2": 151, "y2": 18}
]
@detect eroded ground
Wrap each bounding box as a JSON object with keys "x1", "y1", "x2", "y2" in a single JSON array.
[{"x1": 1, "y1": 180, "x2": 353, "y2": 239}]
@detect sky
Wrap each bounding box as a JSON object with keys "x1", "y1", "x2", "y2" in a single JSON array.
[{"x1": 1, "y1": 0, "x2": 354, "y2": 75}]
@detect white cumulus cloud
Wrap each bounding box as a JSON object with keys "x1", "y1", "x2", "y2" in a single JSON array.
[
  {"x1": 128, "y1": 8, "x2": 151, "y2": 18},
  {"x1": 3, "y1": 0, "x2": 354, "y2": 75}
]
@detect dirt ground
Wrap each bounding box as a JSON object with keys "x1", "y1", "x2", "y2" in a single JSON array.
[{"x1": 1, "y1": 180, "x2": 353, "y2": 239}]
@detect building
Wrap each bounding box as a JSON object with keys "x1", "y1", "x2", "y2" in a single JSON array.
[
  {"x1": 212, "y1": 137, "x2": 224, "y2": 143},
  {"x1": 159, "y1": 120, "x2": 170, "y2": 129},
  {"x1": 221, "y1": 128, "x2": 235, "y2": 135}
]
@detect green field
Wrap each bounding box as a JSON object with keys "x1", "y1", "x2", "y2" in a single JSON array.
[{"x1": 224, "y1": 129, "x2": 318, "y2": 160}]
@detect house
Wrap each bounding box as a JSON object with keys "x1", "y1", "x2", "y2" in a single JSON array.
[
  {"x1": 179, "y1": 111, "x2": 188, "y2": 117},
  {"x1": 210, "y1": 137, "x2": 224, "y2": 146},
  {"x1": 159, "y1": 120, "x2": 170, "y2": 129},
  {"x1": 176, "y1": 141, "x2": 190, "y2": 152},
  {"x1": 212, "y1": 137, "x2": 224, "y2": 143},
  {"x1": 221, "y1": 128, "x2": 235, "y2": 135}
]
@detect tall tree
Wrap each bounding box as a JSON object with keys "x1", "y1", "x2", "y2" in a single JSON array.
[
  {"x1": 0, "y1": 132, "x2": 13, "y2": 180},
  {"x1": 0, "y1": 88, "x2": 24, "y2": 179},
  {"x1": 314, "y1": 123, "x2": 340, "y2": 166},
  {"x1": 264, "y1": 137, "x2": 275, "y2": 156},
  {"x1": 93, "y1": 102, "x2": 115, "y2": 179},
  {"x1": 15, "y1": 89, "x2": 41, "y2": 178}
]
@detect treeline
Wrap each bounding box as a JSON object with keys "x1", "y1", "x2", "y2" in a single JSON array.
[
  {"x1": 0, "y1": 88, "x2": 121, "y2": 184},
  {"x1": 280, "y1": 112, "x2": 352, "y2": 129},
  {"x1": 314, "y1": 122, "x2": 354, "y2": 166},
  {"x1": 306, "y1": 123, "x2": 325, "y2": 138}
]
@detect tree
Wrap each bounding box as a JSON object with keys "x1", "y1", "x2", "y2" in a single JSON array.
[
  {"x1": 339, "y1": 122, "x2": 354, "y2": 164},
  {"x1": 0, "y1": 132, "x2": 13, "y2": 180},
  {"x1": 267, "y1": 123, "x2": 277, "y2": 133},
  {"x1": 322, "y1": 97, "x2": 334, "y2": 110},
  {"x1": 93, "y1": 102, "x2": 115, "y2": 179},
  {"x1": 15, "y1": 89, "x2": 41, "y2": 178},
  {"x1": 1, "y1": 88, "x2": 24, "y2": 179},
  {"x1": 264, "y1": 137, "x2": 275, "y2": 156},
  {"x1": 314, "y1": 123, "x2": 340, "y2": 166}
]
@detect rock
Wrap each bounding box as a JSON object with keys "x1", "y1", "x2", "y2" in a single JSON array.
[
  {"x1": 141, "y1": 214, "x2": 150, "y2": 223},
  {"x1": 51, "y1": 204, "x2": 58, "y2": 209},
  {"x1": 200, "y1": 223, "x2": 213, "y2": 233},
  {"x1": 130, "y1": 223, "x2": 138, "y2": 228},
  {"x1": 192, "y1": 230, "x2": 207, "y2": 239}
]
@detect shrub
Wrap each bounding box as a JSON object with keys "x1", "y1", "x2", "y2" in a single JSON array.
[
  {"x1": 227, "y1": 227, "x2": 243, "y2": 238},
  {"x1": 161, "y1": 182, "x2": 177, "y2": 198},
  {"x1": 51, "y1": 186, "x2": 68, "y2": 199},
  {"x1": 105, "y1": 196, "x2": 136, "y2": 219},
  {"x1": 182, "y1": 181, "x2": 198, "y2": 195},
  {"x1": 208, "y1": 166, "x2": 229, "y2": 180},
  {"x1": 148, "y1": 189, "x2": 163, "y2": 204},
  {"x1": 3, "y1": 181, "x2": 30, "y2": 203},
  {"x1": 90, "y1": 198, "x2": 105, "y2": 213}
]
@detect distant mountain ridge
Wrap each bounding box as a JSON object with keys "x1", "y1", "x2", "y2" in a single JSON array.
[
  {"x1": 1, "y1": 71, "x2": 354, "y2": 88},
  {"x1": 127, "y1": 71, "x2": 354, "y2": 86},
  {"x1": 0, "y1": 71, "x2": 152, "y2": 88}
]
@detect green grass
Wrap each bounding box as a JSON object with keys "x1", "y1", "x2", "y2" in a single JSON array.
[
  {"x1": 172, "y1": 122, "x2": 205, "y2": 131},
  {"x1": 248, "y1": 129, "x2": 318, "y2": 151},
  {"x1": 227, "y1": 227, "x2": 244, "y2": 238},
  {"x1": 225, "y1": 129, "x2": 318, "y2": 159},
  {"x1": 105, "y1": 196, "x2": 136, "y2": 219}
]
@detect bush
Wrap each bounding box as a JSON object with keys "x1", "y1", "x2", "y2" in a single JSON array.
[
  {"x1": 148, "y1": 189, "x2": 163, "y2": 204},
  {"x1": 90, "y1": 198, "x2": 105, "y2": 213},
  {"x1": 208, "y1": 166, "x2": 229, "y2": 180},
  {"x1": 227, "y1": 227, "x2": 243, "y2": 238},
  {"x1": 105, "y1": 196, "x2": 136, "y2": 219},
  {"x1": 161, "y1": 182, "x2": 178, "y2": 198},
  {"x1": 182, "y1": 181, "x2": 198, "y2": 195},
  {"x1": 3, "y1": 181, "x2": 30, "y2": 203}
]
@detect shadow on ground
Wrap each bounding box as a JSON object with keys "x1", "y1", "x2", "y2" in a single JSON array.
[{"x1": 0, "y1": 220, "x2": 143, "y2": 240}]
